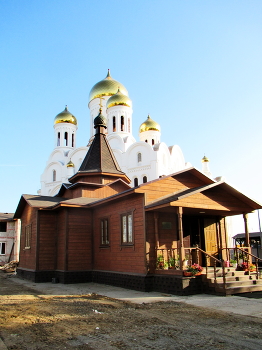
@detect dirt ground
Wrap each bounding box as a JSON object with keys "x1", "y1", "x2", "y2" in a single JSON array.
[{"x1": 1, "y1": 273, "x2": 262, "y2": 350}]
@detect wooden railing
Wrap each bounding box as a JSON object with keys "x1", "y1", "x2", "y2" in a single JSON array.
[
  {"x1": 155, "y1": 248, "x2": 180, "y2": 269},
  {"x1": 156, "y1": 246, "x2": 225, "y2": 289},
  {"x1": 222, "y1": 247, "x2": 262, "y2": 280},
  {"x1": 194, "y1": 246, "x2": 226, "y2": 290}
]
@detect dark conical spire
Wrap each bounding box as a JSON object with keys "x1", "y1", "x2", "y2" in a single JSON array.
[{"x1": 76, "y1": 109, "x2": 125, "y2": 175}]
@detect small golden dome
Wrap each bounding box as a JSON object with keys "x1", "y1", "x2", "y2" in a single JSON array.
[
  {"x1": 54, "y1": 106, "x2": 77, "y2": 125},
  {"x1": 89, "y1": 70, "x2": 128, "y2": 102},
  {"x1": 202, "y1": 155, "x2": 209, "y2": 163},
  {"x1": 67, "y1": 159, "x2": 74, "y2": 168},
  {"x1": 106, "y1": 89, "x2": 132, "y2": 109},
  {"x1": 139, "y1": 115, "x2": 161, "y2": 133}
]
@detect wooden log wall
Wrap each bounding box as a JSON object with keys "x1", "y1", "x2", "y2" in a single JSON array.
[
  {"x1": 92, "y1": 193, "x2": 146, "y2": 274},
  {"x1": 19, "y1": 205, "x2": 38, "y2": 270}
]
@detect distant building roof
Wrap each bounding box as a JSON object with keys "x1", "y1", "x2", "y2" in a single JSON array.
[{"x1": 0, "y1": 213, "x2": 14, "y2": 221}]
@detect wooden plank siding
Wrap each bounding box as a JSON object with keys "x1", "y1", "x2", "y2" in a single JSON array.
[
  {"x1": 56, "y1": 209, "x2": 67, "y2": 270},
  {"x1": 171, "y1": 188, "x2": 254, "y2": 212},
  {"x1": 19, "y1": 206, "x2": 38, "y2": 270},
  {"x1": 92, "y1": 194, "x2": 146, "y2": 274},
  {"x1": 38, "y1": 211, "x2": 57, "y2": 270},
  {"x1": 135, "y1": 174, "x2": 207, "y2": 204},
  {"x1": 63, "y1": 181, "x2": 130, "y2": 200},
  {"x1": 67, "y1": 208, "x2": 92, "y2": 271}
]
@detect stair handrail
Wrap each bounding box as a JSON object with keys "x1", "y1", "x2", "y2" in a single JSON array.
[
  {"x1": 234, "y1": 247, "x2": 262, "y2": 280},
  {"x1": 194, "y1": 246, "x2": 226, "y2": 291}
]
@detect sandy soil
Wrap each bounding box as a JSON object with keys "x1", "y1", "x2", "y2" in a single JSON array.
[{"x1": 1, "y1": 273, "x2": 262, "y2": 350}]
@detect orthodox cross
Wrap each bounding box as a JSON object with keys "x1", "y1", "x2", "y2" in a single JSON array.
[{"x1": 99, "y1": 97, "x2": 105, "y2": 108}]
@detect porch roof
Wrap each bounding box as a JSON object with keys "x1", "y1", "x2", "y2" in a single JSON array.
[{"x1": 145, "y1": 181, "x2": 262, "y2": 216}]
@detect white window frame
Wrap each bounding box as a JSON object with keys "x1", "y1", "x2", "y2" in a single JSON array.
[
  {"x1": 25, "y1": 224, "x2": 32, "y2": 249},
  {"x1": 121, "y1": 212, "x2": 133, "y2": 245}
]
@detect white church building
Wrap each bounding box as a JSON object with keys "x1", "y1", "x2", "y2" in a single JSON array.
[{"x1": 40, "y1": 70, "x2": 212, "y2": 196}]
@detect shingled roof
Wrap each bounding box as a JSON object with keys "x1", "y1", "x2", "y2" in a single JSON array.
[{"x1": 78, "y1": 130, "x2": 124, "y2": 175}]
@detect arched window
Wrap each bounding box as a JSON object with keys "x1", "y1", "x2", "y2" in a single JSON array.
[
  {"x1": 134, "y1": 178, "x2": 138, "y2": 187},
  {"x1": 113, "y1": 116, "x2": 116, "y2": 132},
  {"x1": 64, "y1": 132, "x2": 68, "y2": 146},
  {"x1": 143, "y1": 176, "x2": 147, "y2": 183},
  {"x1": 138, "y1": 153, "x2": 142, "y2": 163},
  {"x1": 121, "y1": 116, "x2": 124, "y2": 131},
  {"x1": 72, "y1": 133, "x2": 74, "y2": 147},
  {"x1": 152, "y1": 139, "x2": 155, "y2": 145},
  {"x1": 128, "y1": 118, "x2": 130, "y2": 132},
  {"x1": 53, "y1": 170, "x2": 56, "y2": 182},
  {"x1": 57, "y1": 132, "x2": 60, "y2": 146}
]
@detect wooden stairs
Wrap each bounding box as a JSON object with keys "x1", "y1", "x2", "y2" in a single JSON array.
[{"x1": 202, "y1": 267, "x2": 262, "y2": 295}]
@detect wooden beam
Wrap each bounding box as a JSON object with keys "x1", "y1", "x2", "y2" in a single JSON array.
[
  {"x1": 177, "y1": 207, "x2": 185, "y2": 268},
  {"x1": 243, "y1": 213, "x2": 252, "y2": 263},
  {"x1": 243, "y1": 213, "x2": 250, "y2": 247},
  {"x1": 154, "y1": 212, "x2": 159, "y2": 248}
]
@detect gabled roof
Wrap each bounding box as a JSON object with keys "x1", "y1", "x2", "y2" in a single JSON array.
[{"x1": 145, "y1": 180, "x2": 262, "y2": 214}]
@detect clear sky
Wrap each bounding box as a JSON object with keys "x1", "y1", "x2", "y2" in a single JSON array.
[{"x1": 0, "y1": 0, "x2": 261, "y2": 231}]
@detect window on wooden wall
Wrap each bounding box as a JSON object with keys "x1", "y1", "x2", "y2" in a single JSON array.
[
  {"x1": 0, "y1": 222, "x2": 7, "y2": 232},
  {"x1": 121, "y1": 212, "x2": 133, "y2": 244},
  {"x1": 25, "y1": 224, "x2": 32, "y2": 249},
  {"x1": 0, "y1": 242, "x2": 6, "y2": 255},
  {"x1": 101, "y1": 218, "x2": 109, "y2": 246}
]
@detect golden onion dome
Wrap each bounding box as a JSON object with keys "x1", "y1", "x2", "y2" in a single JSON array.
[
  {"x1": 67, "y1": 159, "x2": 75, "y2": 168},
  {"x1": 106, "y1": 89, "x2": 132, "y2": 109},
  {"x1": 202, "y1": 155, "x2": 209, "y2": 163},
  {"x1": 139, "y1": 115, "x2": 161, "y2": 133},
  {"x1": 54, "y1": 106, "x2": 77, "y2": 125},
  {"x1": 89, "y1": 70, "x2": 128, "y2": 102}
]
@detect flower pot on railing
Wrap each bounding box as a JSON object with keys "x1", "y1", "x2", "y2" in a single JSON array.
[
  {"x1": 223, "y1": 260, "x2": 230, "y2": 267},
  {"x1": 183, "y1": 271, "x2": 192, "y2": 277}
]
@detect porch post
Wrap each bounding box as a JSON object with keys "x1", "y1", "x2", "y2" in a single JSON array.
[
  {"x1": 177, "y1": 207, "x2": 185, "y2": 269},
  {"x1": 154, "y1": 212, "x2": 159, "y2": 248},
  {"x1": 243, "y1": 213, "x2": 252, "y2": 263},
  {"x1": 243, "y1": 213, "x2": 250, "y2": 248}
]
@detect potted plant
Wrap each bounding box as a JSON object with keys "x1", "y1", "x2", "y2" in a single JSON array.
[
  {"x1": 249, "y1": 263, "x2": 256, "y2": 272},
  {"x1": 157, "y1": 255, "x2": 164, "y2": 269},
  {"x1": 241, "y1": 262, "x2": 256, "y2": 272},
  {"x1": 230, "y1": 259, "x2": 237, "y2": 268},
  {"x1": 183, "y1": 263, "x2": 203, "y2": 276},
  {"x1": 168, "y1": 257, "x2": 175, "y2": 269}
]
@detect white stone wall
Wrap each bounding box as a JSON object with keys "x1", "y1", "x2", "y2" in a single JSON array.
[{"x1": 0, "y1": 220, "x2": 20, "y2": 264}]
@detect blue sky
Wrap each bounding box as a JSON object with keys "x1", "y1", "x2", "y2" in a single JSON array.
[{"x1": 0, "y1": 0, "x2": 262, "y2": 231}]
